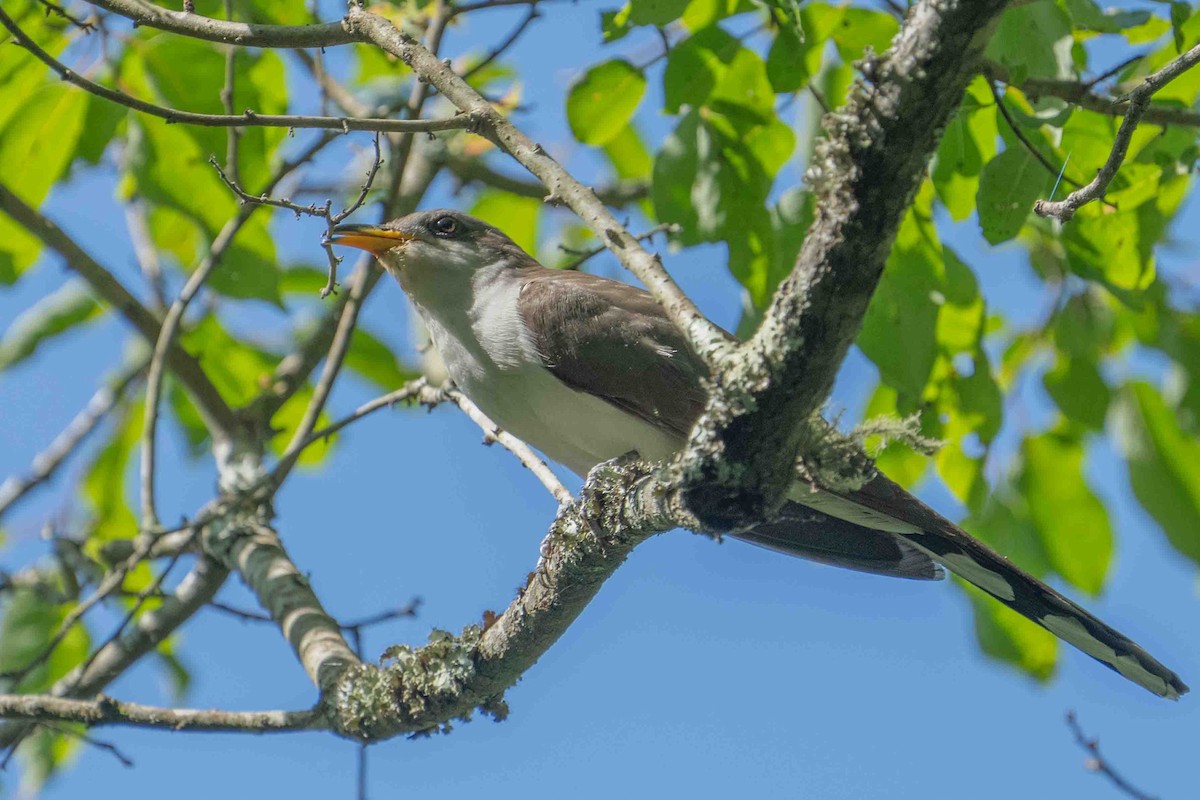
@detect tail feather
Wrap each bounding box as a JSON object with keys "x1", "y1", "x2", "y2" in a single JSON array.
[
  {"x1": 734, "y1": 502, "x2": 944, "y2": 581},
  {"x1": 842, "y1": 474, "x2": 1188, "y2": 699}
]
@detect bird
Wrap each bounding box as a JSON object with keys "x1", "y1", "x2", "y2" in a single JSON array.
[{"x1": 331, "y1": 208, "x2": 1188, "y2": 700}]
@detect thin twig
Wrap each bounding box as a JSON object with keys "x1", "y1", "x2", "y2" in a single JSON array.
[
  {"x1": 0, "y1": 694, "x2": 324, "y2": 733},
  {"x1": 1065, "y1": 712, "x2": 1157, "y2": 800},
  {"x1": 210, "y1": 132, "x2": 384, "y2": 297},
  {"x1": 559, "y1": 223, "x2": 679, "y2": 271},
  {"x1": 1035, "y1": 42, "x2": 1200, "y2": 221},
  {"x1": 221, "y1": 0, "x2": 241, "y2": 188},
  {"x1": 0, "y1": 357, "x2": 146, "y2": 520},
  {"x1": 0, "y1": 8, "x2": 474, "y2": 135},
  {"x1": 462, "y1": 5, "x2": 539, "y2": 81},
  {"x1": 36, "y1": 0, "x2": 95, "y2": 31},
  {"x1": 288, "y1": 377, "x2": 428, "y2": 459},
  {"x1": 988, "y1": 80, "x2": 1088, "y2": 191},
  {"x1": 123, "y1": 202, "x2": 167, "y2": 310},
  {"x1": 42, "y1": 721, "x2": 134, "y2": 767},
  {"x1": 431, "y1": 386, "x2": 574, "y2": 506}
]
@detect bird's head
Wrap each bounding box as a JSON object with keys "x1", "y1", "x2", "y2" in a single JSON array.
[{"x1": 329, "y1": 209, "x2": 533, "y2": 286}]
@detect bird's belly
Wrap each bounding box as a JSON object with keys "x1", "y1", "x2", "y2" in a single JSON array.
[{"x1": 455, "y1": 362, "x2": 683, "y2": 477}]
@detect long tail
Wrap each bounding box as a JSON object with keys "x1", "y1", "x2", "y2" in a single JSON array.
[
  {"x1": 832, "y1": 474, "x2": 1189, "y2": 699},
  {"x1": 787, "y1": 474, "x2": 1190, "y2": 700}
]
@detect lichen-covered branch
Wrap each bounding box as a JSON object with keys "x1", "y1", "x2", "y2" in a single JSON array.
[
  {"x1": 87, "y1": 0, "x2": 355, "y2": 46},
  {"x1": 1033, "y1": 42, "x2": 1200, "y2": 222},
  {"x1": 201, "y1": 521, "x2": 360, "y2": 696},
  {"x1": 673, "y1": 0, "x2": 1012, "y2": 528},
  {"x1": 331, "y1": 457, "x2": 693, "y2": 739}
]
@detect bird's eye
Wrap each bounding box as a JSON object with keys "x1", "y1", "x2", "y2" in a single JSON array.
[{"x1": 432, "y1": 216, "x2": 459, "y2": 237}]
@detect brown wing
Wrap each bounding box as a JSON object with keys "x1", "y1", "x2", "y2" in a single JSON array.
[
  {"x1": 516, "y1": 266, "x2": 942, "y2": 580},
  {"x1": 517, "y1": 267, "x2": 710, "y2": 438}
]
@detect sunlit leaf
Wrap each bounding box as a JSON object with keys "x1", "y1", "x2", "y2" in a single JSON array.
[
  {"x1": 1018, "y1": 432, "x2": 1113, "y2": 595},
  {"x1": 0, "y1": 282, "x2": 103, "y2": 372},
  {"x1": 1114, "y1": 382, "x2": 1200, "y2": 565},
  {"x1": 567, "y1": 60, "x2": 646, "y2": 146},
  {"x1": 976, "y1": 147, "x2": 1048, "y2": 245}
]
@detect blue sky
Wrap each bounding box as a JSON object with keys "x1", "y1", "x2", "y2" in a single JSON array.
[{"x1": 1, "y1": 3, "x2": 1198, "y2": 798}]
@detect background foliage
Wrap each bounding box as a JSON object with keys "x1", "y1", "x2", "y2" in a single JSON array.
[{"x1": 0, "y1": 0, "x2": 1198, "y2": 795}]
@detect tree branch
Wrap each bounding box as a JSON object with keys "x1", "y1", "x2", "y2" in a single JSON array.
[
  {"x1": 0, "y1": 7, "x2": 473, "y2": 136},
  {"x1": 330, "y1": 458, "x2": 692, "y2": 739},
  {"x1": 1034, "y1": 42, "x2": 1200, "y2": 221},
  {"x1": 674, "y1": 0, "x2": 1012, "y2": 526},
  {"x1": 0, "y1": 694, "x2": 324, "y2": 733},
  {"x1": 0, "y1": 355, "x2": 145, "y2": 520},
  {"x1": 0, "y1": 555, "x2": 229, "y2": 748},
  {"x1": 87, "y1": 0, "x2": 355, "y2": 46},
  {"x1": 995, "y1": 70, "x2": 1200, "y2": 129},
  {"x1": 0, "y1": 182, "x2": 239, "y2": 439},
  {"x1": 1065, "y1": 711, "x2": 1158, "y2": 800},
  {"x1": 200, "y1": 521, "x2": 359, "y2": 697}
]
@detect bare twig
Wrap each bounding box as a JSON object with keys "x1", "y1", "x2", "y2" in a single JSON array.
[
  {"x1": 211, "y1": 132, "x2": 384, "y2": 297},
  {"x1": 430, "y1": 385, "x2": 574, "y2": 506},
  {"x1": 0, "y1": 8, "x2": 473, "y2": 136},
  {"x1": 1035, "y1": 42, "x2": 1200, "y2": 221},
  {"x1": 988, "y1": 80, "x2": 1088, "y2": 192},
  {"x1": 988, "y1": 60, "x2": 1200, "y2": 129},
  {"x1": 43, "y1": 721, "x2": 135, "y2": 768},
  {"x1": 220, "y1": 0, "x2": 241, "y2": 188},
  {"x1": 0, "y1": 694, "x2": 323, "y2": 733},
  {"x1": 36, "y1": 0, "x2": 96, "y2": 31},
  {"x1": 559, "y1": 223, "x2": 679, "y2": 271},
  {"x1": 123, "y1": 202, "x2": 167, "y2": 310},
  {"x1": 462, "y1": 5, "x2": 539, "y2": 81},
  {"x1": 289, "y1": 377, "x2": 429, "y2": 459},
  {"x1": 1065, "y1": 712, "x2": 1157, "y2": 800},
  {"x1": 0, "y1": 357, "x2": 146, "y2": 520}
]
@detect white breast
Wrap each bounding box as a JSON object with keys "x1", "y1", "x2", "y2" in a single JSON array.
[{"x1": 413, "y1": 265, "x2": 684, "y2": 477}]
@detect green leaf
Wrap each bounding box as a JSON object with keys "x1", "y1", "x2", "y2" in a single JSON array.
[
  {"x1": 766, "y1": 22, "x2": 819, "y2": 93},
  {"x1": 680, "y1": 0, "x2": 755, "y2": 29},
  {"x1": 663, "y1": 27, "x2": 739, "y2": 113},
  {"x1": 344, "y1": 328, "x2": 419, "y2": 392},
  {"x1": 1062, "y1": 209, "x2": 1154, "y2": 302},
  {"x1": 600, "y1": 6, "x2": 633, "y2": 42},
  {"x1": 1114, "y1": 382, "x2": 1200, "y2": 565},
  {"x1": 603, "y1": 124, "x2": 653, "y2": 180},
  {"x1": 82, "y1": 401, "x2": 143, "y2": 549},
  {"x1": 933, "y1": 78, "x2": 998, "y2": 222},
  {"x1": 1042, "y1": 355, "x2": 1110, "y2": 430},
  {"x1": 567, "y1": 60, "x2": 647, "y2": 146},
  {"x1": 181, "y1": 316, "x2": 276, "y2": 407},
  {"x1": 859, "y1": 185, "x2": 942, "y2": 403},
  {"x1": 628, "y1": 0, "x2": 689, "y2": 25},
  {"x1": 1061, "y1": 0, "x2": 1150, "y2": 33},
  {"x1": 1018, "y1": 432, "x2": 1113, "y2": 595},
  {"x1": 469, "y1": 190, "x2": 541, "y2": 256},
  {"x1": 828, "y1": 7, "x2": 899, "y2": 61},
  {"x1": 976, "y1": 147, "x2": 1047, "y2": 245},
  {"x1": 0, "y1": 282, "x2": 103, "y2": 372},
  {"x1": 985, "y1": 1, "x2": 1073, "y2": 83},
  {"x1": 0, "y1": 588, "x2": 92, "y2": 692},
  {"x1": 0, "y1": 82, "x2": 89, "y2": 210}
]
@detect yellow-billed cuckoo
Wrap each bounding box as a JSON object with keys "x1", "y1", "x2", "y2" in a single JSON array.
[{"x1": 331, "y1": 209, "x2": 1188, "y2": 699}]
